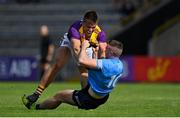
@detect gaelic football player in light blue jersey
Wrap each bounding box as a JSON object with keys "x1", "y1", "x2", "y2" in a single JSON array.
[{"x1": 26, "y1": 40, "x2": 123, "y2": 110}]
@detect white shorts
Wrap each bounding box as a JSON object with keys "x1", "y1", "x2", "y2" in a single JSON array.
[
  {"x1": 59, "y1": 33, "x2": 93, "y2": 59},
  {"x1": 59, "y1": 33, "x2": 73, "y2": 54}
]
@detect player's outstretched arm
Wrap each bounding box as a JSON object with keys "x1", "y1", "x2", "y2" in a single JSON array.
[{"x1": 78, "y1": 40, "x2": 97, "y2": 69}]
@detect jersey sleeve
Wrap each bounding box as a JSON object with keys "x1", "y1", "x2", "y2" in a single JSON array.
[
  {"x1": 96, "y1": 59, "x2": 103, "y2": 69},
  {"x1": 97, "y1": 31, "x2": 107, "y2": 42},
  {"x1": 101, "y1": 59, "x2": 123, "y2": 77},
  {"x1": 68, "y1": 27, "x2": 80, "y2": 39}
]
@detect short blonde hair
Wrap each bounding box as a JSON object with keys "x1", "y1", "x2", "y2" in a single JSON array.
[{"x1": 108, "y1": 40, "x2": 123, "y2": 57}]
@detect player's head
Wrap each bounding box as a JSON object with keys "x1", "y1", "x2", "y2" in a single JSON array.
[
  {"x1": 106, "y1": 40, "x2": 123, "y2": 58},
  {"x1": 82, "y1": 11, "x2": 98, "y2": 37},
  {"x1": 40, "y1": 25, "x2": 49, "y2": 37}
]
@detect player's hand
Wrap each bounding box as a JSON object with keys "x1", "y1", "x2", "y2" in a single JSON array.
[
  {"x1": 81, "y1": 40, "x2": 90, "y2": 49},
  {"x1": 93, "y1": 45, "x2": 99, "y2": 53},
  {"x1": 89, "y1": 42, "x2": 99, "y2": 48}
]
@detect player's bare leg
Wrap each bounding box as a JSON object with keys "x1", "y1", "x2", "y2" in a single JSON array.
[
  {"x1": 22, "y1": 47, "x2": 71, "y2": 109},
  {"x1": 36, "y1": 90, "x2": 75, "y2": 110},
  {"x1": 39, "y1": 47, "x2": 71, "y2": 88},
  {"x1": 78, "y1": 66, "x2": 88, "y2": 89}
]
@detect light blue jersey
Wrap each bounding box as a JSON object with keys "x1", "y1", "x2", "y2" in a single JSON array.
[{"x1": 88, "y1": 58, "x2": 123, "y2": 96}]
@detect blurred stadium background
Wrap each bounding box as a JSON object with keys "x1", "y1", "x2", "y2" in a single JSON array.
[
  {"x1": 0, "y1": 0, "x2": 179, "y2": 116},
  {"x1": 0, "y1": 0, "x2": 179, "y2": 82}
]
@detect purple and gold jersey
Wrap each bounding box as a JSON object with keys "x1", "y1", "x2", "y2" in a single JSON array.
[{"x1": 67, "y1": 20, "x2": 107, "y2": 44}]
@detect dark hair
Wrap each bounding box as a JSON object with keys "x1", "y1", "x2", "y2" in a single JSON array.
[
  {"x1": 83, "y1": 10, "x2": 98, "y2": 23},
  {"x1": 108, "y1": 40, "x2": 123, "y2": 56}
]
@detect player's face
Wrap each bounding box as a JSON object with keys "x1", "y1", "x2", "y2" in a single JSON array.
[{"x1": 83, "y1": 19, "x2": 96, "y2": 37}]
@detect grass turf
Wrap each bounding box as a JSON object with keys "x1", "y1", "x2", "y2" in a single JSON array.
[{"x1": 0, "y1": 82, "x2": 180, "y2": 117}]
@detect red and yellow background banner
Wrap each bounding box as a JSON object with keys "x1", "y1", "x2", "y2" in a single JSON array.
[{"x1": 121, "y1": 56, "x2": 180, "y2": 83}]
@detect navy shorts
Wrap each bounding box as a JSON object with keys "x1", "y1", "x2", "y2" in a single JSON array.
[{"x1": 72, "y1": 85, "x2": 109, "y2": 110}]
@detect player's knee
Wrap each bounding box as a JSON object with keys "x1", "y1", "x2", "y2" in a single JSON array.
[
  {"x1": 53, "y1": 92, "x2": 64, "y2": 102},
  {"x1": 54, "y1": 56, "x2": 68, "y2": 69},
  {"x1": 53, "y1": 62, "x2": 64, "y2": 70},
  {"x1": 78, "y1": 67, "x2": 88, "y2": 78},
  {"x1": 80, "y1": 72, "x2": 88, "y2": 78},
  {"x1": 54, "y1": 91, "x2": 70, "y2": 102},
  {"x1": 45, "y1": 97, "x2": 61, "y2": 109}
]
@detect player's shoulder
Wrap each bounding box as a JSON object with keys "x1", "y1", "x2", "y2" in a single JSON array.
[
  {"x1": 102, "y1": 58, "x2": 123, "y2": 69},
  {"x1": 101, "y1": 58, "x2": 123, "y2": 77}
]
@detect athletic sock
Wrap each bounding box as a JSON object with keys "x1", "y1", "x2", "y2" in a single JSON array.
[{"x1": 35, "y1": 84, "x2": 45, "y2": 96}]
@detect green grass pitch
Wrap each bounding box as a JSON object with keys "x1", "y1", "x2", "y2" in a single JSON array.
[{"x1": 0, "y1": 82, "x2": 180, "y2": 117}]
